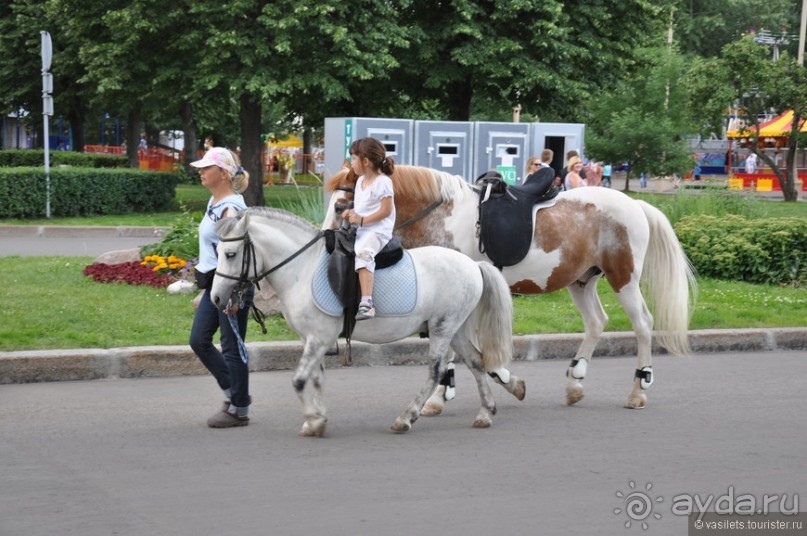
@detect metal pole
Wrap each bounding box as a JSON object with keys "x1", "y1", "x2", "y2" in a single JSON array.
[
  {"x1": 41, "y1": 31, "x2": 53, "y2": 218},
  {"x1": 799, "y1": 0, "x2": 807, "y2": 66}
]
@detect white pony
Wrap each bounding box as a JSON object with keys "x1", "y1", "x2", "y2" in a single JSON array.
[
  {"x1": 210, "y1": 207, "x2": 514, "y2": 436},
  {"x1": 326, "y1": 165, "x2": 697, "y2": 410}
]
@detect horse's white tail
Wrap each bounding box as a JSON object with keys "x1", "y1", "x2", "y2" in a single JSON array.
[
  {"x1": 462, "y1": 261, "x2": 514, "y2": 371},
  {"x1": 637, "y1": 200, "x2": 698, "y2": 356}
]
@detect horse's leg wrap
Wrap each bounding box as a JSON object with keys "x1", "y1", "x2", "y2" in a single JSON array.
[
  {"x1": 440, "y1": 362, "x2": 456, "y2": 401},
  {"x1": 488, "y1": 367, "x2": 510, "y2": 385},
  {"x1": 567, "y1": 358, "x2": 588, "y2": 380},
  {"x1": 635, "y1": 366, "x2": 653, "y2": 390}
]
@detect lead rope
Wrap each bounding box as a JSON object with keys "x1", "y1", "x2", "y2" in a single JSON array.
[{"x1": 226, "y1": 311, "x2": 249, "y2": 364}]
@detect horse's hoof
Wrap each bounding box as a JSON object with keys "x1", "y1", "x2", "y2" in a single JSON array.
[
  {"x1": 511, "y1": 377, "x2": 526, "y2": 401},
  {"x1": 566, "y1": 383, "x2": 584, "y2": 405},
  {"x1": 420, "y1": 401, "x2": 444, "y2": 417},
  {"x1": 624, "y1": 394, "x2": 647, "y2": 410},
  {"x1": 472, "y1": 418, "x2": 492, "y2": 429},
  {"x1": 298, "y1": 418, "x2": 327, "y2": 437},
  {"x1": 390, "y1": 420, "x2": 412, "y2": 433}
]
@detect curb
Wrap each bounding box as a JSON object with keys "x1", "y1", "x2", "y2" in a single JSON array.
[
  {"x1": 0, "y1": 225, "x2": 168, "y2": 239},
  {"x1": 2, "y1": 328, "x2": 805, "y2": 384}
]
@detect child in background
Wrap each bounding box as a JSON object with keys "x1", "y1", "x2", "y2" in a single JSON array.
[{"x1": 342, "y1": 137, "x2": 396, "y2": 320}]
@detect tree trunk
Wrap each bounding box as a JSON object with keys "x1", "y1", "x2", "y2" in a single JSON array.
[
  {"x1": 303, "y1": 126, "x2": 313, "y2": 175},
  {"x1": 126, "y1": 106, "x2": 142, "y2": 169},
  {"x1": 179, "y1": 100, "x2": 198, "y2": 170},
  {"x1": 447, "y1": 76, "x2": 473, "y2": 121},
  {"x1": 782, "y1": 113, "x2": 801, "y2": 202},
  {"x1": 239, "y1": 93, "x2": 264, "y2": 207}
]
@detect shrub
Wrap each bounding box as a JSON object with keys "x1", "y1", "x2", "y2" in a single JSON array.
[
  {"x1": 142, "y1": 206, "x2": 201, "y2": 260},
  {"x1": 0, "y1": 149, "x2": 126, "y2": 168},
  {"x1": 0, "y1": 167, "x2": 177, "y2": 218},
  {"x1": 675, "y1": 214, "x2": 807, "y2": 285}
]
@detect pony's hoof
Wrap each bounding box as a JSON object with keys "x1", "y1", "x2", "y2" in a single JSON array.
[
  {"x1": 298, "y1": 418, "x2": 327, "y2": 437},
  {"x1": 390, "y1": 419, "x2": 412, "y2": 433},
  {"x1": 566, "y1": 382, "x2": 584, "y2": 405},
  {"x1": 420, "y1": 400, "x2": 445, "y2": 417},
  {"x1": 511, "y1": 376, "x2": 526, "y2": 401},
  {"x1": 472, "y1": 417, "x2": 492, "y2": 429},
  {"x1": 624, "y1": 394, "x2": 647, "y2": 410}
]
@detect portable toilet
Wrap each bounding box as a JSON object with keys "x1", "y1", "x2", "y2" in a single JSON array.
[
  {"x1": 473, "y1": 122, "x2": 531, "y2": 186},
  {"x1": 530, "y1": 122, "x2": 586, "y2": 174},
  {"x1": 324, "y1": 117, "x2": 414, "y2": 180},
  {"x1": 413, "y1": 120, "x2": 474, "y2": 180}
]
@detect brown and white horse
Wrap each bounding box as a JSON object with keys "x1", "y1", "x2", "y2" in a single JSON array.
[{"x1": 325, "y1": 165, "x2": 697, "y2": 410}]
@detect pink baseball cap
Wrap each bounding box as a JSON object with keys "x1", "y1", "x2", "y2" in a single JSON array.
[{"x1": 190, "y1": 147, "x2": 238, "y2": 175}]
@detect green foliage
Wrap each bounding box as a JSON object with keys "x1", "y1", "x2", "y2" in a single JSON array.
[
  {"x1": 675, "y1": 214, "x2": 807, "y2": 285},
  {"x1": 2, "y1": 257, "x2": 805, "y2": 352},
  {"x1": 645, "y1": 187, "x2": 763, "y2": 226},
  {"x1": 585, "y1": 46, "x2": 693, "y2": 181},
  {"x1": 141, "y1": 206, "x2": 201, "y2": 261},
  {"x1": 0, "y1": 150, "x2": 126, "y2": 168},
  {"x1": 0, "y1": 167, "x2": 177, "y2": 218}
]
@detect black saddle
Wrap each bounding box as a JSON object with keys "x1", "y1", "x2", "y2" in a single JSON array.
[
  {"x1": 476, "y1": 168, "x2": 558, "y2": 268},
  {"x1": 323, "y1": 226, "x2": 403, "y2": 338}
]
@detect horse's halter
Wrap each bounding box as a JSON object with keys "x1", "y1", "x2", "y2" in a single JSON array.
[{"x1": 215, "y1": 229, "x2": 325, "y2": 291}]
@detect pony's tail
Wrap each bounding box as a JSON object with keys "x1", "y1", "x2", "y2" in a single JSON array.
[
  {"x1": 463, "y1": 261, "x2": 514, "y2": 371},
  {"x1": 637, "y1": 200, "x2": 698, "y2": 356}
]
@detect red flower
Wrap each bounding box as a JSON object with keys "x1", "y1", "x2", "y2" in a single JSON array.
[{"x1": 83, "y1": 261, "x2": 175, "y2": 288}]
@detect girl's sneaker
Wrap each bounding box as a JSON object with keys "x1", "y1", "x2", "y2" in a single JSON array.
[{"x1": 356, "y1": 301, "x2": 375, "y2": 320}]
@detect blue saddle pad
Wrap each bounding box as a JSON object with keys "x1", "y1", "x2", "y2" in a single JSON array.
[{"x1": 312, "y1": 249, "x2": 417, "y2": 317}]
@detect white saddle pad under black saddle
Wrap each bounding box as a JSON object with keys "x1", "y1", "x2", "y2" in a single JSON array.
[{"x1": 311, "y1": 249, "x2": 417, "y2": 317}]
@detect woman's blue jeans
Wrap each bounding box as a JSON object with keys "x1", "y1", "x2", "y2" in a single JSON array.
[{"x1": 189, "y1": 286, "x2": 254, "y2": 408}]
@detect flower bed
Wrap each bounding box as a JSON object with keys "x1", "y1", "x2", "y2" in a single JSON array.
[{"x1": 83, "y1": 254, "x2": 192, "y2": 288}]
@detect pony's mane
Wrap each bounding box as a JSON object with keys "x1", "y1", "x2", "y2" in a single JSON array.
[
  {"x1": 326, "y1": 165, "x2": 471, "y2": 204},
  {"x1": 246, "y1": 206, "x2": 318, "y2": 233},
  {"x1": 215, "y1": 206, "x2": 317, "y2": 238}
]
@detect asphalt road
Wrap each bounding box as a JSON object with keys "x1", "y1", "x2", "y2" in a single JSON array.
[
  {"x1": 0, "y1": 226, "x2": 161, "y2": 257},
  {"x1": 2, "y1": 350, "x2": 805, "y2": 536}
]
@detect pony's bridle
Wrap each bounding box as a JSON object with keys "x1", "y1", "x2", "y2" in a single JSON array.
[{"x1": 215, "y1": 229, "x2": 325, "y2": 290}]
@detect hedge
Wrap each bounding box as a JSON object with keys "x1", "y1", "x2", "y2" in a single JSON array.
[
  {"x1": 0, "y1": 149, "x2": 126, "y2": 168},
  {"x1": 0, "y1": 167, "x2": 177, "y2": 218},
  {"x1": 675, "y1": 214, "x2": 807, "y2": 285}
]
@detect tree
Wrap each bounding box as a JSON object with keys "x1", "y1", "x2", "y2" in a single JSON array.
[
  {"x1": 0, "y1": 0, "x2": 93, "y2": 151},
  {"x1": 585, "y1": 47, "x2": 694, "y2": 190},
  {"x1": 674, "y1": 0, "x2": 801, "y2": 59},
  {"x1": 688, "y1": 34, "x2": 806, "y2": 201}
]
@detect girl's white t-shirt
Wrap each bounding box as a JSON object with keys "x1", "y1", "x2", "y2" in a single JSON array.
[{"x1": 353, "y1": 174, "x2": 395, "y2": 241}]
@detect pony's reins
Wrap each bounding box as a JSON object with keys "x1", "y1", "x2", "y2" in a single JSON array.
[{"x1": 215, "y1": 229, "x2": 326, "y2": 336}]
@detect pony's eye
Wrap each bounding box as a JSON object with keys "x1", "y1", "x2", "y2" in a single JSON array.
[{"x1": 225, "y1": 252, "x2": 236, "y2": 259}]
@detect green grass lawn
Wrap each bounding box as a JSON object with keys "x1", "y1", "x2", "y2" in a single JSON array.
[
  {"x1": 1, "y1": 186, "x2": 804, "y2": 352},
  {"x1": 1, "y1": 256, "x2": 805, "y2": 352}
]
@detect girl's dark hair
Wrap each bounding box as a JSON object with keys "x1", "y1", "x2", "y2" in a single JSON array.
[{"x1": 349, "y1": 137, "x2": 395, "y2": 176}]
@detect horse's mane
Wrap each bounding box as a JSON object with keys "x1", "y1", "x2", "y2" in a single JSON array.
[
  {"x1": 326, "y1": 165, "x2": 471, "y2": 204},
  {"x1": 215, "y1": 206, "x2": 317, "y2": 238}
]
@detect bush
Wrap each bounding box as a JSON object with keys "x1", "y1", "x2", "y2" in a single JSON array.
[
  {"x1": 0, "y1": 149, "x2": 126, "y2": 168},
  {"x1": 0, "y1": 167, "x2": 177, "y2": 218},
  {"x1": 142, "y1": 206, "x2": 201, "y2": 260},
  {"x1": 675, "y1": 214, "x2": 807, "y2": 285}
]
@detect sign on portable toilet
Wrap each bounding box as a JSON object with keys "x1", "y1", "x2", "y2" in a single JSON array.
[
  {"x1": 473, "y1": 122, "x2": 531, "y2": 186},
  {"x1": 530, "y1": 122, "x2": 586, "y2": 176},
  {"x1": 324, "y1": 117, "x2": 414, "y2": 181},
  {"x1": 413, "y1": 121, "x2": 474, "y2": 180}
]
